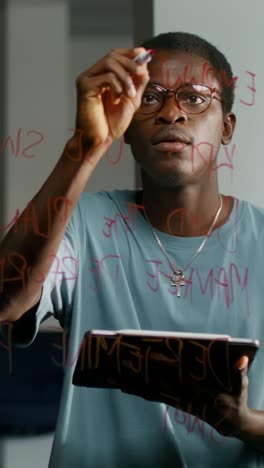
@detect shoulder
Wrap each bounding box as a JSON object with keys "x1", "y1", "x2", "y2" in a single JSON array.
[
  {"x1": 238, "y1": 198, "x2": 264, "y2": 238},
  {"x1": 79, "y1": 189, "x2": 139, "y2": 205},
  {"x1": 240, "y1": 198, "x2": 264, "y2": 221},
  {"x1": 69, "y1": 189, "x2": 140, "y2": 229}
]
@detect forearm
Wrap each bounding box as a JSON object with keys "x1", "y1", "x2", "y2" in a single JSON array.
[{"x1": 0, "y1": 134, "x2": 110, "y2": 321}]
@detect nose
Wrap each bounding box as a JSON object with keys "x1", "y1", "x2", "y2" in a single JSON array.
[{"x1": 155, "y1": 94, "x2": 188, "y2": 125}]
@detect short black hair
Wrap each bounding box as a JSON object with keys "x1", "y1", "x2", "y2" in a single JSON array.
[{"x1": 141, "y1": 32, "x2": 235, "y2": 113}]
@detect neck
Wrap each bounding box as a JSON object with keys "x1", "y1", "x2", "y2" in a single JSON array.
[{"x1": 141, "y1": 181, "x2": 233, "y2": 237}]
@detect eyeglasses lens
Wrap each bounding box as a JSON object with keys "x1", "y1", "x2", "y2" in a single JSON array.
[{"x1": 139, "y1": 84, "x2": 212, "y2": 114}]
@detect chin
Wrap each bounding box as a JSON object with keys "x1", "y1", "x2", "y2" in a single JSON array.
[{"x1": 141, "y1": 167, "x2": 188, "y2": 190}]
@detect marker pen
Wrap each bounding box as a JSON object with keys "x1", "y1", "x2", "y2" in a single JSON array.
[{"x1": 133, "y1": 49, "x2": 155, "y2": 65}]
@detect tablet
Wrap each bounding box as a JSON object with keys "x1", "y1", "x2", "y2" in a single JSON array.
[{"x1": 72, "y1": 329, "x2": 259, "y2": 408}]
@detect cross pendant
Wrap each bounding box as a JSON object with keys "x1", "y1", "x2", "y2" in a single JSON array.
[{"x1": 171, "y1": 270, "x2": 185, "y2": 297}]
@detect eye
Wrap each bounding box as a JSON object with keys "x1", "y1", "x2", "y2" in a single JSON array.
[
  {"x1": 141, "y1": 89, "x2": 163, "y2": 106},
  {"x1": 183, "y1": 93, "x2": 206, "y2": 105},
  {"x1": 142, "y1": 93, "x2": 157, "y2": 104},
  {"x1": 177, "y1": 85, "x2": 211, "y2": 107}
]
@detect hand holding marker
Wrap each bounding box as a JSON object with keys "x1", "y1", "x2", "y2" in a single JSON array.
[
  {"x1": 127, "y1": 49, "x2": 154, "y2": 104},
  {"x1": 111, "y1": 49, "x2": 154, "y2": 106},
  {"x1": 133, "y1": 49, "x2": 155, "y2": 64}
]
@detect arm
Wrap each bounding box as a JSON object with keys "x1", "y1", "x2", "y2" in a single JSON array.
[{"x1": 0, "y1": 47, "x2": 150, "y2": 322}]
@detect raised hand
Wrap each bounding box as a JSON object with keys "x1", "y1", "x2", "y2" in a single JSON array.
[{"x1": 74, "y1": 48, "x2": 150, "y2": 148}]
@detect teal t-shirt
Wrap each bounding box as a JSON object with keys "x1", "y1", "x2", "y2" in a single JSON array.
[{"x1": 33, "y1": 190, "x2": 264, "y2": 467}]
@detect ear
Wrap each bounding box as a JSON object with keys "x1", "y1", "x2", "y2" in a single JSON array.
[{"x1": 222, "y1": 112, "x2": 236, "y2": 145}]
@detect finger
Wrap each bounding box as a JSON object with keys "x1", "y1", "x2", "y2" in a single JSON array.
[
  {"x1": 89, "y1": 47, "x2": 148, "y2": 76},
  {"x1": 80, "y1": 64, "x2": 136, "y2": 100},
  {"x1": 235, "y1": 355, "x2": 249, "y2": 374},
  {"x1": 93, "y1": 58, "x2": 137, "y2": 98},
  {"x1": 82, "y1": 49, "x2": 149, "y2": 99},
  {"x1": 129, "y1": 72, "x2": 150, "y2": 110},
  {"x1": 76, "y1": 73, "x2": 124, "y2": 100}
]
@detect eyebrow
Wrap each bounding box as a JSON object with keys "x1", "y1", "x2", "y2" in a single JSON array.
[
  {"x1": 147, "y1": 81, "x2": 197, "y2": 88},
  {"x1": 147, "y1": 81, "x2": 162, "y2": 86},
  {"x1": 146, "y1": 81, "x2": 167, "y2": 89}
]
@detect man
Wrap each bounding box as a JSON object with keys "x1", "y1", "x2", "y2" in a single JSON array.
[{"x1": 0, "y1": 32, "x2": 264, "y2": 467}]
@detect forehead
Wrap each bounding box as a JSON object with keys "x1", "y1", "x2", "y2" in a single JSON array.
[{"x1": 148, "y1": 50, "x2": 220, "y2": 89}]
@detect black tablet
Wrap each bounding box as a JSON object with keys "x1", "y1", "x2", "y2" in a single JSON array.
[{"x1": 72, "y1": 329, "x2": 259, "y2": 406}]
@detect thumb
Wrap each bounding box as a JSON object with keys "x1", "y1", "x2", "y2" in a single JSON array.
[{"x1": 235, "y1": 355, "x2": 249, "y2": 374}]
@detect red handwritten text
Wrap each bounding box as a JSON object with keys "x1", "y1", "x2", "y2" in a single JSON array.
[
  {"x1": 1, "y1": 128, "x2": 44, "y2": 158},
  {"x1": 88, "y1": 254, "x2": 121, "y2": 300},
  {"x1": 0, "y1": 196, "x2": 72, "y2": 237},
  {"x1": 164, "y1": 405, "x2": 225, "y2": 446},
  {"x1": 0, "y1": 252, "x2": 78, "y2": 293},
  {"x1": 145, "y1": 260, "x2": 249, "y2": 314},
  {"x1": 102, "y1": 202, "x2": 144, "y2": 238}
]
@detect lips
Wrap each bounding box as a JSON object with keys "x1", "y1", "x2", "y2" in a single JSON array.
[
  {"x1": 151, "y1": 129, "x2": 192, "y2": 154},
  {"x1": 153, "y1": 141, "x2": 188, "y2": 152},
  {"x1": 151, "y1": 129, "x2": 192, "y2": 146}
]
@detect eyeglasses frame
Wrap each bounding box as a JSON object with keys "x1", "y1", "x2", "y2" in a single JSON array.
[{"x1": 137, "y1": 82, "x2": 223, "y2": 115}]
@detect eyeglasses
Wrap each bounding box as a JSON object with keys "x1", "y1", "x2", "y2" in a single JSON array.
[{"x1": 137, "y1": 82, "x2": 223, "y2": 115}]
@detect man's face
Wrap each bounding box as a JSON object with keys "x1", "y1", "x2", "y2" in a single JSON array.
[{"x1": 125, "y1": 50, "x2": 236, "y2": 188}]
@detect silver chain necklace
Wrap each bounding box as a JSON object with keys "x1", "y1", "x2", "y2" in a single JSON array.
[{"x1": 143, "y1": 194, "x2": 223, "y2": 297}]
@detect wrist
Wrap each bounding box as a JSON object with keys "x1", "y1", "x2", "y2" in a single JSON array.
[
  {"x1": 234, "y1": 407, "x2": 254, "y2": 440},
  {"x1": 64, "y1": 133, "x2": 97, "y2": 163},
  {"x1": 63, "y1": 132, "x2": 111, "y2": 167},
  {"x1": 235, "y1": 408, "x2": 264, "y2": 443}
]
